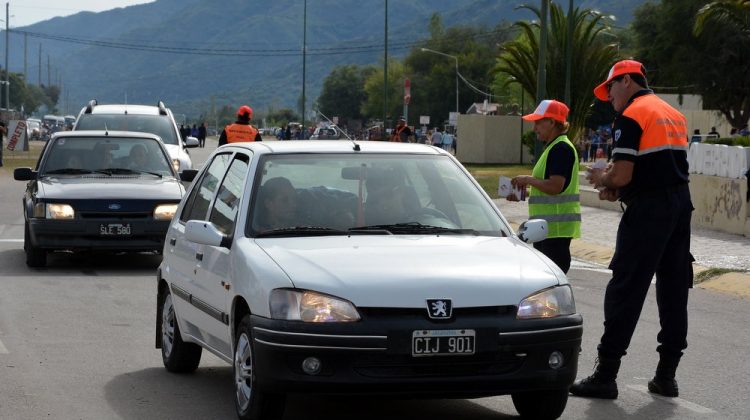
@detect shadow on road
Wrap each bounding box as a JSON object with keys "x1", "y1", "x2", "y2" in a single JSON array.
[
  {"x1": 104, "y1": 366, "x2": 518, "y2": 420},
  {"x1": 0, "y1": 248, "x2": 161, "y2": 276}
]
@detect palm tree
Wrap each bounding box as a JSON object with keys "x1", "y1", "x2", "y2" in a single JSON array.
[
  {"x1": 694, "y1": 0, "x2": 750, "y2": 36},
  {"x1": 495, "y1": 3, "x2": 619, "y2": 142}
]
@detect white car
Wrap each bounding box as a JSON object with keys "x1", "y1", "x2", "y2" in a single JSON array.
[
  {"x1": 156, "y1": 140, "x2": 582, "y2": 420},
  {"x1": 73, "y1": 100, "x2": 198, "y2": 172}
]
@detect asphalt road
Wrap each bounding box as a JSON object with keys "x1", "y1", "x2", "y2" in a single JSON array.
[{"x1": 1, "y1": 143, "x2": 747, "y2": 419}]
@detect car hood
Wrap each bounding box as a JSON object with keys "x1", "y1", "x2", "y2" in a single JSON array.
[
  {"x1": 38, "y1": 176, "x2": 184, "y2": 200},
  {"x1": 256, "y1": 235, "x2": 562, "y2": 308}
]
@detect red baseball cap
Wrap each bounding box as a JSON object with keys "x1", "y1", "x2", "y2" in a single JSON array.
[
  {"x1": 593, "y1": 59, "x2": 646, "y2": 101},
  {"x1": 522, "y1": 99, "x2": 569, "y2": 123},
  {"x1": 237, "y1": 105, "x2": 253, "y2": 119}
]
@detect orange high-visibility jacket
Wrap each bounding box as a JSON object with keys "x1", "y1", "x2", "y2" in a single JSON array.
[{"x1": 225, "y1": 124, "x2": 258, "y2": 143}]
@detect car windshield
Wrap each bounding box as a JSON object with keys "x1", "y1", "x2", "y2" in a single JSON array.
[
  {"x1": 248, "y1": 153, "x2": 509, "y2": 237},
  {"x1": 39, "y1": 136, "x2": 174, "y2": 177},
  {"x1": 76, "y1": 114, "x2": 178, "y2": 145}
]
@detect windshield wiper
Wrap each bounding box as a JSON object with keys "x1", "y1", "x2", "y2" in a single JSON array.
[
  {"x1": 255, "y1": 226, "x2": 351, "y2": 238},
  {"x1": 351, "y1": 222, "x2": 478, "y2": 235},
  {"x1": 94, "y1": 168, "x2": 163, "y2": 177},
  {"x1": 44, "y1": 168, "x2": 93, "y2": 175}
]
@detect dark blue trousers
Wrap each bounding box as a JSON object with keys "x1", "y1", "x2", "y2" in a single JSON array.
[{"x1": 598, "y1": 184, "x2": 693, "y2": 361}]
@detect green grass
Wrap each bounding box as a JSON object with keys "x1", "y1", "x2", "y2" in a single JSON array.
[
  {"x1": 693, "y1": 268, "x2": 738, "y2": 285},
  {"x1": 464, "y1": 164, "x2": 534, "y2": 198},
  {"x1": 0, "y1": 142, "x2": 43, "y2": 174}
]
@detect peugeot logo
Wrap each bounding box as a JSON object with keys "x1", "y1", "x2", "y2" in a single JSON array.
[
  {"x1": 426, "y1": 299, "x2": 453, "y2": 320},
  {"x1": 108, "y1": 204, "x2": 122, "y2": 210}
]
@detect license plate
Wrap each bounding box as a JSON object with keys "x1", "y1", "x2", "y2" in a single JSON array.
[
  {"x1": 412, "y1": 329, "x2": 475, "y2": 357},
  {"x1": 99, "y1": 223, "x2": 132, "y2": 236}
]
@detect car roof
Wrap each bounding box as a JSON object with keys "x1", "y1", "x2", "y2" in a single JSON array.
[
  {"x1": 86, "y1": 104, "x2": 164, "y2": 116},
  {"x1": 219, "y1": 140, "x2": 446, "y2": 155},
  {"x1": 51, "y1": 130, "x2": 163, "y2": 142}
]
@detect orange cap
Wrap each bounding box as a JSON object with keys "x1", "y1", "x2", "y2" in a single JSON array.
[
  {"x1": 237, "y1": 105, "x2": 253, "y2": 119},
  {"x1": 593, "y1": 59, "x2": 646, "y2": 101},
  {"x1": 522, "y1": 100, "x2": 569, "y2": 123}
]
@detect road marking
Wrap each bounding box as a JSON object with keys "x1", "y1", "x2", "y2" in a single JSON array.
[
  {"x1": 0, "y1": 239, "x2": 23, "y2": 243},
  {"x1": 627, "y1": 385, "x2": 715, "y2": 414},
  {"x1": 0, "y1": 337, "x2": 8, "y2": 354}
]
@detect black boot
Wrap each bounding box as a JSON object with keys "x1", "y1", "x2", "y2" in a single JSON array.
[
  {"x1": 648, "y1": 357, "x2": 679, "y2": 397},
  {"x1": 569, "y1": 357, "x2": 620, "y2": 399}
]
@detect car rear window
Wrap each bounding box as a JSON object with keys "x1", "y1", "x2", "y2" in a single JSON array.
[{"x1": 76, "y1": 114, "x2": 178, "y2": 145}]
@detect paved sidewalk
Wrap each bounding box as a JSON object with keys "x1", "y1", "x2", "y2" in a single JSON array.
[{"x1": 494, "y1": 198, "x2": 750, "y2": 299}]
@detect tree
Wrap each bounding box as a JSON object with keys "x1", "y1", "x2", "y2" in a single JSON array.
[
  {"x1": 317, "y1": 64, "x2": 373, "y2": 124},
  {"x1": 494, "y1": 3, "x2": 619, "y2": 141},
  {"x1": 404, "y1": 14, "x2": 514, "y2": 127},
  {"x1": 633, "y1": 0, "x2": 750, "y2": 128},
  {"x1": 694, "y1": 0, "x2": 750, "y2": 36},
  {"x1": 361, "y1": 58, "x2": 408, "y2": 125}
]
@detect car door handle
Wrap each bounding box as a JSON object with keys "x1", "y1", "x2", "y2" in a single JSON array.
[
  {"x1": 196, "y1": 252, "x2": 203, "y2": 261},
  {"x1": 169, "y1": 238, "x2": 176, "y2": 246}
]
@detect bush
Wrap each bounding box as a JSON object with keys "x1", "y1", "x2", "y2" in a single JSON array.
[{"x1": 705, "y1": 136, "x2": 750, "y2": 147}]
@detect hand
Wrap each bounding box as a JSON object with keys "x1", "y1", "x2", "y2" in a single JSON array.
[
  {"x1": 598, "y1": 188, "x2": 619, "y2": 202},
  {"x1": 506, "y1": 192, "x2": 519, "y2": 202},
  {"x1": 511, "y1": 175, "x2": 534, "y2": 189}
]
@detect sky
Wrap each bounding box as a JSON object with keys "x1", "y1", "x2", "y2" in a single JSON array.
[{"x1": 8, "y1": 0, "x2": 155, "y2": 28}]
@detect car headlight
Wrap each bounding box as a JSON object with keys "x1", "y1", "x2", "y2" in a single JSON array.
[
  {"x1": 517, "y1": 285, "x2": 576, "y2": 320},
  {"x1": 172, "y1": 159, "x2": 180, "y2": 172},
  {"x1": 34, "y1": 203, "x2": 75, "y2": 219},
  {"x1": 154, "y1": 204, "x2": 179, "y2": 220},
  {"x1": 270, "y1": 289, "x2": 360, "y2": 322}
]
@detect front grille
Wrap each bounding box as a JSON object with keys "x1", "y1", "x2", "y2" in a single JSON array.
[
  {"x1": 358, "y1": 305, "x2": 515, "y2": 319},
  {"x1": 79, "y1": 212, "x2": 151, "y2": 219},
  {"x1": 352, "y1": 352, "x2": 523, "y2": 378}
]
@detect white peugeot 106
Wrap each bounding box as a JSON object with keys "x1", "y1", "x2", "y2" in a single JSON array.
[{"x1": 156, "y1": 140, "x2": 582, "y2": 420}]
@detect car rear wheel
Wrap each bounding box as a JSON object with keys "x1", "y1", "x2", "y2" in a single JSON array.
[
  {"x1": 160, "y1": 291, "x2": 202, "y2": 372},
  {"x1": 511, "y1": 389, "x2": 569, "y2": 419},
  {"x1": 234, "y1": 314, "x2": 285, "y2": 420},
  {"x1": 24, "y1": 223, "x2": 47, "y2": 268}
]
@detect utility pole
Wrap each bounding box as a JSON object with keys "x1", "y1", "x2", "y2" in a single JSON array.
[
  {"x1": 37, "y1": 44, "x2": 41, "y2": 85},
  {"x1": 534, "y1": 0, "x2": 549, "y2": 158},
  {"x1": 564, "y1": 0, "x2": 574, "y2": 106},
  {"x1": 23, "y1": 32, "x2": 27, "y2": 82},
  {"x1": 47, "y1": 53, "x2": 50, "y2": 86},
  {"x1": 5, "y1": 2, "x2": 10, "y2": 110},
  {"x1": 301, "y1": 0, "x2": 306, "y2": 132},
  {"x1": 383, "y1": 0, "x2": 388, "y2": 133}
]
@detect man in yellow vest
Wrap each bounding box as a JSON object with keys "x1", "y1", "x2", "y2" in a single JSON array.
[
  {"x1": 218, "y1": 105, "x2": 262, "y2": 146},
  {"x1": 571, "y1": 60, "x2": 692, "y2": 400},
  {"x1": 508, "y1": 99, "x2": 580, "y2": 274}
]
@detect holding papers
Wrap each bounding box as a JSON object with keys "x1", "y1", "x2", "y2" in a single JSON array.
[{"x1": 498, "y1": 176, "x2": 526, "y2": 201}]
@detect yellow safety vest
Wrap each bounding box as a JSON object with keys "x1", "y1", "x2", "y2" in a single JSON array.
[{"x1": 528, "y1": 135, "x2": 581, "y2": 239}]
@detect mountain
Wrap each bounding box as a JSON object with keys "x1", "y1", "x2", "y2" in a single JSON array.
[{"x1": 3, "y1": 0, "x2": 648, "y2": 118}]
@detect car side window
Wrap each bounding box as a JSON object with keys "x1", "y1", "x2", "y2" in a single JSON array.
[
  {"x1": 208, "y1": 154, "x2": 250, "y2": 234},
  {"x1": 180, "y1": 153, "x2": 232, "y2": 223}
]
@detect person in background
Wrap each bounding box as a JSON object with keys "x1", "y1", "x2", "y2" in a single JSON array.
[
  {"x1": 390, "y1": 117, "x2": 412, "y2": 142},
  {"x1": 198, "y1": 122, "x2": 207, "y2": 147},
  {"x1": 707, "y1": 126, "x2": 720, "y2": 138},
  {"x1": 218, "y1": 105, "x2": 262, "y2": 146},
  {"x1": 572, "y1": 59, "x2": 693, "y2": 400},
  {"x1": 431, "y1": 127, "x2": 443, "y2": 147},
  {"x1": 507, "y1": 99, "x2": 580, "y2": 274},
  {"x1": 441, "y1": 127, "x2": 454, "y2": 152}
]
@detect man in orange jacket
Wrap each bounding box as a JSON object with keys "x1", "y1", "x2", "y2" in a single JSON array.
[
  {"x1": 219, "y1": 105, "x2": 262, "y2": 146},
  {"x1": 571, "y1": 60, "x2": 693, "y2": 400}
]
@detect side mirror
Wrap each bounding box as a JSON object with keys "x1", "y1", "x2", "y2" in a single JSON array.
[
  {"x1": 180, "y1": 169, "x2": 198, "y2": 183},
  {"x1": 184, "y1": 137, "x2": 200, "y2": 148},
  {"x1": 518, "y1": 219, "x2": 548, "y2": 244},
  {"x1": 185, "y1": 220, "x2": 230, "y2": 248},
  {"x1": 14, "y1": 167, "x2": 36, "y2": 181}
]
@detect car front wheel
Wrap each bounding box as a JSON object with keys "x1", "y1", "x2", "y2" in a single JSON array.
[
  {"x1": 234, "y1": 314, "x2": 285, "y2": 420},
  {"x1": 511, "y1": 389, "x2": 569, "y2": 419},
  {"x1": 24, "y1": 222, "x2": 47, "y2": 268},
  {"x1": 160, "y1": 290, "x2": 202, "y2": 372}
]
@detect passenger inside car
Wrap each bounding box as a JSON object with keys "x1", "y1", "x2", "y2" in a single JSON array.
[
  {"x1": 364, "y1": 168, "x2": 421, "y2": 225},
  {"x1": 91, "y1": 144, "x2": 114, "y2": 169},
  {"x1": 128, "y1": 144, "x2": 149, "y2": 170},
  {"x1": 255, "y1": 177, "x2": 298, "y2": 231}
]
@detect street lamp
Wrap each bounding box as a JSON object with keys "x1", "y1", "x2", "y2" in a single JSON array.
[{"x1": 421, "y1": 47, "x2": 459, "y2": 116}]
